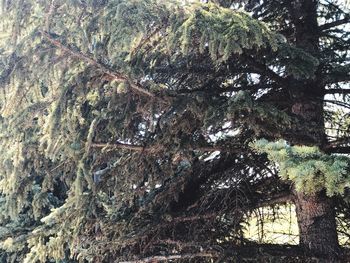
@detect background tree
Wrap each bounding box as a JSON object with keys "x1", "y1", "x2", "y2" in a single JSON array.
[{"x1": 0, "y1": 0, "x2": 349, "y2": 262}]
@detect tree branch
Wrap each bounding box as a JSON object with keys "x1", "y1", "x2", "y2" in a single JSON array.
[
  {"x1": 119, "y1": 252, "x2": 216, "y2": 263},
  {"x1": 324, "y1": 89, "x2": 350, "y2": 95},
  {"x1": 243, "y1": 56, "x2": 288, "y2": 87},
  {"x1": 324, "y1": 99, "x2": 350, "y2": 109},
  {"x1": 45, "y1": 0, "x2": 57, "y2": 32},
  {"x1": 91, "y1": 142, "x2": 234, "y2": 154},
  {"x1": 252, "y1": 192, "x2": 294, "y2": 209},
  {"x1": 167, "y1": 213, "x2": 217, "y2": 223},
  {"x1": 319, "y1": 16, "x2": 350, "y2": 31},
  {"x1": 92, "y1": 142, "x2": 146, "y2": 152},
  {"x1": 176, "y1": 83, "x2": 275, "y2": 95},
  {"x1": 325, "y1": 146, "x2": 350, "y2": 154},
  {"x1": 129, "y1": 25, "x2": 164, "y2": 57},
  {"x1": 40, "y1": 31, "x2": 158, "y2": 99},
  {"x1": 324, "y1": 71, "x2": 350, "y2": 85},
  {"x1": 119, "y1": 244, "x2": 350, "y2": 262}
]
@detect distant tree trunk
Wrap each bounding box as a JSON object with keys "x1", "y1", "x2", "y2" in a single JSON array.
[{"x1": 294, "y1": 191, "x2": 339, "y2": 256}]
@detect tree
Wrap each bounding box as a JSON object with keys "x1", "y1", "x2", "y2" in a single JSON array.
[{"x1": 0, "y1": 0, "x2": 350, "y2": 262}]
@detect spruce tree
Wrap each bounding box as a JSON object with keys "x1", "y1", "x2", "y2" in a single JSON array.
[{"x1": 0, "y1": 0, "x2": 349, "y2": 262}]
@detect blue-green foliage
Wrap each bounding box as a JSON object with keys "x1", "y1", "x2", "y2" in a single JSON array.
[{"x1": 251, "y1": 139, "x2": 350, "y2": 196}]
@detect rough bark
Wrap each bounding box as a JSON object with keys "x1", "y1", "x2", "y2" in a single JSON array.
[
  {"x1": 294, "y1": 191, "x2": 340, "y2": 257},
  {"x1": 287, "y1": 0, "x2": 340, "y2": 258},
  {"x1": 291, "y1": 100, "x2": 340, "y2": 256},
  {"x1": 290, "y1": 89, "x2": 340, "y2": 257}
]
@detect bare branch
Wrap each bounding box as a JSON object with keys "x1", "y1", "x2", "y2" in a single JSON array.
[
  {"x1": 252, "y1": 193, "x2": 294, "y2": 209},
  {"x1": 324, "y1": 99, "x2": 350, "y2": 109},
  {"x1": 319, "y1": 16, "x2": 350, "y2": 31},
  {"x1": 324, "y1": 89, "x2": 350, "y2": 95}
]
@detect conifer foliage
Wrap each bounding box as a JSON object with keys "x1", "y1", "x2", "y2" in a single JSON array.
[{"x1": 0, "y1": 0, "x2": 349, "y2": 262}]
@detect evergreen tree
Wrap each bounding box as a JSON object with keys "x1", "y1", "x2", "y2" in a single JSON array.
[{"x1": 0, "y1": 0, "x2": 349, "y2": 262}]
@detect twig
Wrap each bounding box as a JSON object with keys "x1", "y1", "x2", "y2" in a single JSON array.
[
  {"x1": 168, "y1": 213, "x2": 217, "y2": 223},
  {"x1": 91, "y1": 142, "x2": 157, "y2": 152},
  {"x1": 129, "y1": 26, "x2": 163, "y2": 57},
  {"x1": 45, "y1": 0, "x2": 57, "y2": 31},
  {"x1": 50, "y1": 160, "x2": 68, "y2": 172}
]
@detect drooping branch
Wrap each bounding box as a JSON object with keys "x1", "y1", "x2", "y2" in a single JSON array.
[
  {"x1": 203, "y1": 181, "x2": 293, "y2": 213},
  {"x1": 40, "y1": 31, "x2": 158, "y2": 99}
]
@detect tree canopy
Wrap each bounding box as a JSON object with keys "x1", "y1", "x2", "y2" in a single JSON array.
[{"x1": 0, "y1": 0, "x2": 350, "y2": 262}]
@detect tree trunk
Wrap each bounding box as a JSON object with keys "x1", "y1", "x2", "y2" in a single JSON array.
[
  {"x1": 294, "y1": 191, "x2": 340, "y2": 257},
  {"x1": 286, "y1": 1, "x2": 341, "y2": 257},
  {"x1": 290, "y1": 95, "x2": 340, "y2": 257}
]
